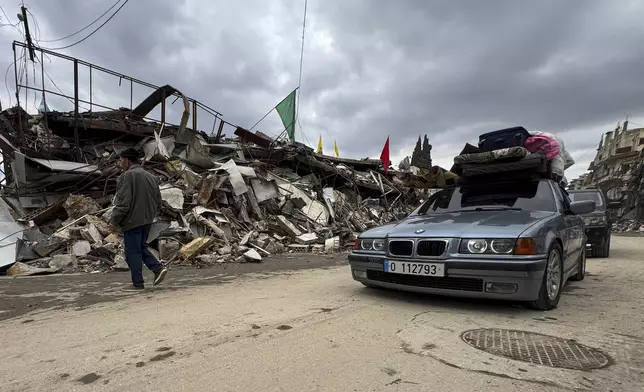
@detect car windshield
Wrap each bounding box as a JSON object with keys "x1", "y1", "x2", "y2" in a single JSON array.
[
  {"x1": 568, "y1": 192, "x2": 603, "y2": 209},
  {"x1": 414, "y1": 180, "x2": 557, "y2": 214}
]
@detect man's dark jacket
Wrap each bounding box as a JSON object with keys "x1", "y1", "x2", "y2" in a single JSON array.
[{"x1": 111, "y1": 165, "x2": 162, "y2": 231}]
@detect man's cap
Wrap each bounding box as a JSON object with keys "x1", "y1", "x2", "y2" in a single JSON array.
[{"x1": 119, "y1": 148, "x2": 141, "y2": 161}]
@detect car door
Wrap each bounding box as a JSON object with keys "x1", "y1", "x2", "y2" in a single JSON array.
[{"x1": 554, "y1": 185, "x2": 583, "y2": 272}]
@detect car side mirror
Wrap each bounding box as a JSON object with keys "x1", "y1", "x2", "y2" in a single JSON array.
[
  {"x1": 569, "y1": 200, "x2": 595, "y2": 215},
  {"x1": 607, "y1": 201, "x2": 622, "y2": 209}
]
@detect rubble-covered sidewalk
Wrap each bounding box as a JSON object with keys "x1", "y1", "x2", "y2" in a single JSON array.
[{"x1": 0, "y1": 86, "x2": 449, "y2": 277}]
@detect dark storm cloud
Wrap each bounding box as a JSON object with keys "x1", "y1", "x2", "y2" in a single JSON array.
[{"x1": 2, "y1": 0, "x2": 644, "y2": 179}]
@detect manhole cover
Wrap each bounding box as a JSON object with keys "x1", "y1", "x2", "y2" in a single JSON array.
[{"x1": 461, "y1": 328, "x2": 611, "y2": 371}]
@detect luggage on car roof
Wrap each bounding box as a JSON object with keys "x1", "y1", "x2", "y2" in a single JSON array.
[
  {"x1": 478, "y1": 126, "x2": 531, "y2": 152},
  {"x1": 459, "y1": 152, "x2": 548, "y2": 179}
]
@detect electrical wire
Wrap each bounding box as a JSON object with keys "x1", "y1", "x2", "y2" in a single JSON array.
[
  {"x1": 296, "y1": 0, "x2": 308, "y2": 121},
  {"x1": 3, "y1": 52, "x2": 25, "y2": 108},
  {"x1": 39, "y1": 0, "x2": 130, "y2": 50},
  {"x1": 36, "y1": 0, "x2": 123, "y2": 43},
  {"x1": 36, "y1": 57, "x2": 90, "y2": 111},
  {"x1": 0, "y1": 5, "x2": 21, "y2": 33}
]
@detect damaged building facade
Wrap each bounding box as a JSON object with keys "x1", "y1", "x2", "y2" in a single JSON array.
[
  {"x1": 0, "y1": 42, "x2": 447, "y2": 276},
  {"x1": 573, "y1": 121, "x2": 644, "y2": 230}
]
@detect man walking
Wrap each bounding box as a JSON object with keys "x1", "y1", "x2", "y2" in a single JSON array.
[{"x1": 111, "y1": 148, "x2": 168, "y2": 291}]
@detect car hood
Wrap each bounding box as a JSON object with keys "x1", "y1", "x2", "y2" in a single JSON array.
[{"x1": 362, "y1": 210, "x2": 555, "y2": 238}]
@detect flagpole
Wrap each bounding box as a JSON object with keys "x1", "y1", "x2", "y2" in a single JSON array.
[{"x1": 249, "y1": 87, "x2": 298, "y2": 132}]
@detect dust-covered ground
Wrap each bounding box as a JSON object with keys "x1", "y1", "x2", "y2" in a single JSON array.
[
  {"x1": 0, "y1": 253, "x2": 348, "y2": 321},
  {"x1": 1, "y1": 236, "x2": 643, "y2": 391}
]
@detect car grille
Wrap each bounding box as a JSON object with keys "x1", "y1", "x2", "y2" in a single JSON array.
[
  {"x1": 388, "y1": 240, "x2": 413, "y2": 256},
  {"x1": 416, "y1": 240, "x2": 447, "y2": 256},
  {"x1": 366, "y1": 270, "x2": 484, "y2": 292}
]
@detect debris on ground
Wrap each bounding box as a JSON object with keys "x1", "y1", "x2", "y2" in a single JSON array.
[{"x1": 0, "y1": 89, "x2": 449, "y2": 276}]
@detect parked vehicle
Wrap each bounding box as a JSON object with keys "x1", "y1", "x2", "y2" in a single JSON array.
[
  {"x1": 348, "y1": 178, "x2": 595, "y2": 310},
  {"x1": 567, "y1": 188, "x2": 621, "y2": 258}
]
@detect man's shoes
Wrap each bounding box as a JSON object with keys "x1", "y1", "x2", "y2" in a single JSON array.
[
  {"x1": 153, "y1": 267, "x2": 168, "y2": 286},
  {"x1": 122, "y1": 285, "x2": 145, "y2": 292}
]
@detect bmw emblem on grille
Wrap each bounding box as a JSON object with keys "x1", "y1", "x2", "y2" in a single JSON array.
[{"x1": 414, "y1": 229, "x2": 425, "y2": 234}]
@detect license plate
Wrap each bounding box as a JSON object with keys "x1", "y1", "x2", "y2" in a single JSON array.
[{"x1": 384, "y1": 260, "x2": 445, "y2": 277}]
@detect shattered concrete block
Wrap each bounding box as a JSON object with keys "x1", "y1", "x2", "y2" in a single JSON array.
[
  {"x1": 160, "y1": 186, "x2": 185, "y2": 210},
  {"x1": 72, "y1": 241, "x2": 92, "y2": 256},
  {"x1": 32, "y1": 238, "x2": 67, "y2": 258},
  {"x1": 296, "y1": 233, "x2": 318, "y2": 245},
  {"x1": 7, "y1": 262, "x2": 59, "y2": 276},
  {"x1": 114, "y1": 254, "x2": 129, "y2": 271},
  {"x1": 104, "y1": 233, "x2": 120, "y2": 244},
  {"x1": 240, "y1": 231, "x2": 254, "y2": 246},
  {"x1": 288, "y1": 244, "x2": 310, "y2": 253},
  {"x1": 86, "y1": 216, "x2": 111, "y2": 236},
  {"x1": 81, "y1": 224, "x2": 103, "y2": 245},
  {"x1": 197, "y1": 254, "x2": 219, "y2": 264},
  {"x1": 49, "y1": 254, "x2": 76, "y2": 270},
  {"x1": 216, "y1": 245, "x2": 232, "y2": 255},
  {"x1": 158, "y1": 238, "x2": 181, "y2": 260},
  {"x1": 276, "y1": 215, "x2": 302, "y2": 237},
  {"x1": 264, "y1": 241, "x2": 280, "y2": 254},
  {"x1": 243, "y1": 249, "x2": 262, "y2": 262},
  {"x1": 179, "y1": 237, "x2": 212, "y2": 260},
  {"x1": 311, "y1": 244, "x2": 324, "y2": 253},
  {"x1": 63, "y1": 194, "x2": 101, "y2": 219}
]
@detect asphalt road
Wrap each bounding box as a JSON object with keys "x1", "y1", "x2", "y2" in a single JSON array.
[{"x1": 1, "y1": 236, "x2": 644, "y2": 391}]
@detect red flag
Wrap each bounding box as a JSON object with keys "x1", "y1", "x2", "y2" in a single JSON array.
[{"x1": 380, "y1": 136, "x2": 390, "y2": 173}]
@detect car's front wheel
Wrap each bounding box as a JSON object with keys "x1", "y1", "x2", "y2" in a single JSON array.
[{"x1": 529, "y1": 243, "x2": 564, "y2": 310}]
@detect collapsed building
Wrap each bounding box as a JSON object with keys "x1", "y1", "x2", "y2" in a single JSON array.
[
  {"x1": 0, "y1": 102, "x2": 441, "y2": 275},
  {"x1": 0, "y1": 49, "x2": 462, "y2": 276}
]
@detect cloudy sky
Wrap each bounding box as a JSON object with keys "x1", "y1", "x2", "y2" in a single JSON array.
[{"x1": 2, "y1": 0, "x2": 644, "y2": 181}]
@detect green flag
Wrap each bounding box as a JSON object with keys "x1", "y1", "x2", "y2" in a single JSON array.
[{"x1": 276, "y1": 89, "x2": 297, "y2": 141}]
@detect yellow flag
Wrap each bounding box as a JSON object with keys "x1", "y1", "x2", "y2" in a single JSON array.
[
  {"x1": 316, "y1": 135, "x2": 323, "y2": 154},
  {"x1": 334, "y1": 140, "x2": 339, "y2": 157}
]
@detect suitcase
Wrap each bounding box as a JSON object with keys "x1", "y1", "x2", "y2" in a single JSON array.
[{"x1": 478, "y1": 126, "x2": 531, "y2": 152}]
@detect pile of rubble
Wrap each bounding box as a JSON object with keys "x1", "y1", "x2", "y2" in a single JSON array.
[
  {"x1": 0, "y1": 87, "x2": 444, "y2": 276},
  {"x1": 612, "y1": 219, "x2": 644, "y2": 234}
]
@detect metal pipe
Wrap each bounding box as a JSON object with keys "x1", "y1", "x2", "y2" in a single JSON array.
[
  {"x1": 192, "y1": 100, "x2": 197, "y2": 131},
  {"x1": 161, "y1": 90, "x2": 166, "y2": 124},
  {"x1": 14, "y1": 41, "x2": 223, "y2": 116},
  {"x1": 73, "y1": 59, "x2": 80, "y2": 151},
  {"x1": 215, "y1": 118, "x2": 225, "y2": 143},
  {"x1": 13, "y1": 42, "x2": 19, "y2": 107},
  {"x1": 89, "y1": 65, "x2": 92, "y2": 112}
]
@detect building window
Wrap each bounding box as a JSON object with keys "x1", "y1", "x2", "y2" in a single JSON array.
[{"x1": 616, "y1": 146, "x2": 633, "y2": 154}]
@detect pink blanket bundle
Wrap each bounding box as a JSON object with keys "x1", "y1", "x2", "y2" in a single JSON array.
[{"x1": 524, "y1": 133, "x2": 560, "y2": 160}]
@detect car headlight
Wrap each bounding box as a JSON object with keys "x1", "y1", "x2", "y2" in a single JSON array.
[
  {"x1": 583, "y1": 216, "x2": 606, "y2": 226},
  {"x1": 357, "y1": 238, "x2": 385, "y2": 251},
  {"x1": 459, "y1": 238, "x2": 516, "y2": 255}
]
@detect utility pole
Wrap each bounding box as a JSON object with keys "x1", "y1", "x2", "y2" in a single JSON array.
[{"x1": 19, "y1": 5, "x2": 36, "y2": 62}]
